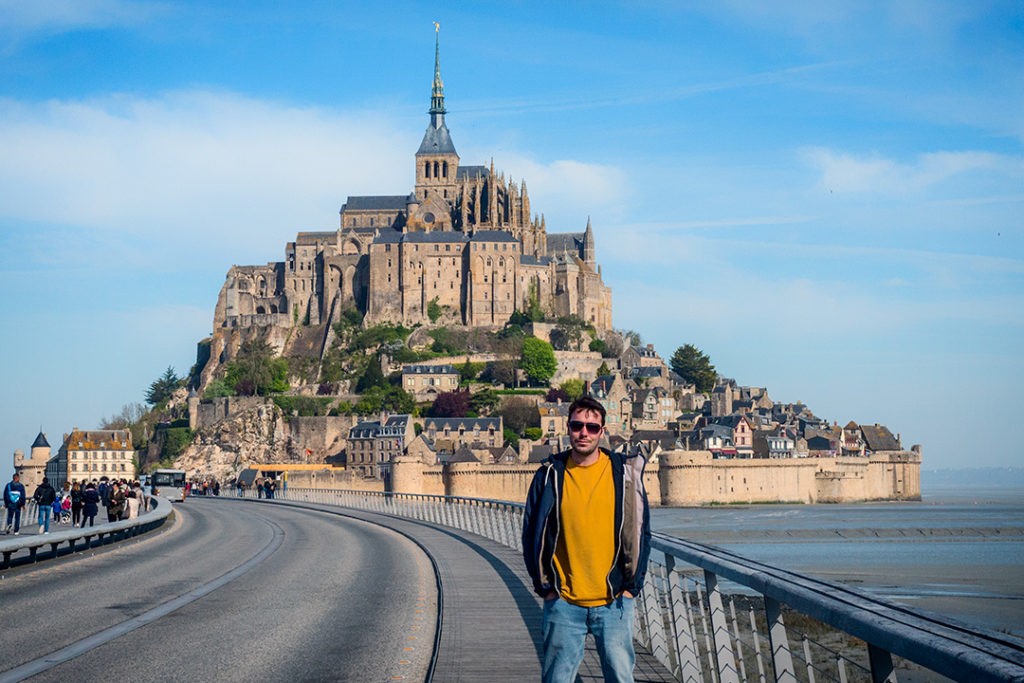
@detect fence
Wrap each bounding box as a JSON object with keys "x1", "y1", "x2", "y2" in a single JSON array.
[
  {"x1": 0, "y1": 497, "x2": 173, "y2": 569},
  {"x1": 234, "y1": 487, "x2": 1024, "y2": 683}
]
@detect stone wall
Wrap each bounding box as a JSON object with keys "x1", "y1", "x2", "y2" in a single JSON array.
[{"x1": 385, "y1": 449, "x2": 920, "y2": 505}]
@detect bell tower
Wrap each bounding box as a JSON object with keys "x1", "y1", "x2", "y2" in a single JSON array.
[{"x1": 414, "y1": 23, "x2": 460, "y2": 211}]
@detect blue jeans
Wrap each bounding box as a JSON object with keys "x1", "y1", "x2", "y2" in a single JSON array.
[
  {"x1": 37, "y1": 505, "x2": 51, "y2": 532},
  {"x1": 5, "y1": 506, "x2": 22, "y2": 532},
  {"x1": 541, "y1": 595, "x2": 636, "y2": 683}
]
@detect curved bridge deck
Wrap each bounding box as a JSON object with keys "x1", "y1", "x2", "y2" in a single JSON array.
[{"x1": 266, "y1": 498, "x2": 676, "y2": 681}]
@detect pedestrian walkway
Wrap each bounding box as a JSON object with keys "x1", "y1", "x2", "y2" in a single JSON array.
[{"x1": 272, "y1": 499, "x2": 676, "y2": 682}]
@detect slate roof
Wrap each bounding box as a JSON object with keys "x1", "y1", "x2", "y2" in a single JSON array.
[
  {"x1": 403, "y1": 364, "x2": 458, "y2": 375},
  {"x1": 31, "y1": 431, "x2": 49, "y2": 449},
  {"x1": 457, "y1": 165, "x2": 489, "y2": 180},
  {"x1": 519, "y1": 254, "x2": 554, "y2": 267},
  {"x1": 470, "y1": 230, "x2": 518, "y2": 243},
  {"x1": 861, "y1": 424, "x2": 901, "y2": 451},
  {"x1": 424, "y1": 417, "x2": 502, "y2": 432},
  {"x1": 417, "y1": 120, "x2": 458, "y2": 155},
  {"x1": 446, "y1": 445, "x2": 480, "y2": 464},
  {"x1": 349, "y1": 415, "x2": 411, "y2": 440},
  {"x1": 628, "y1": 367, "x2": 664, "y2": 379},
  {"x1": 546, "y1": 233, "x2": 584, "y2": 255},
  {"x1": 342, "y1": 195, "x2": 410, "y2": 212}
]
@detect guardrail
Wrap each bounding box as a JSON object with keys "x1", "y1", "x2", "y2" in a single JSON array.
[
  {"x1": 0, "y1": 497, "x2": 173, "y2": 569},
  {"x1": 226, "y1": 487, "x2": 1024, "y2": 683}
]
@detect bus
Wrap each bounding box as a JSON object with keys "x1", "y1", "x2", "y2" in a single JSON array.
[{"x1": 150, "y1": 468, "x2": 187, "y2": 502}]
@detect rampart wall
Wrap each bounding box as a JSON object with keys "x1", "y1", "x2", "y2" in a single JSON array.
[{"x1": 383, "y1": 450, "x2": 920, "y2": 505}]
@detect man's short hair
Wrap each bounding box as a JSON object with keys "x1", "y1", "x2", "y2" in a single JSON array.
[{"x1": 568, "y1": 395, "x2": 606, "y2": 425}]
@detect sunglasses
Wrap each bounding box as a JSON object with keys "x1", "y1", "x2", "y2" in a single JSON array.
[{"x1": 568, "y1": 420, "x2": 603, "y2": 435}]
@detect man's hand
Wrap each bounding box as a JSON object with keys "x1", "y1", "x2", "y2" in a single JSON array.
[{"x1": 621, "y1": 590, "x2": 634, "y2": 599}]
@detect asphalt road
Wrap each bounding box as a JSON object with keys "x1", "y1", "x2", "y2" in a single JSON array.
[{"x1": 0, "y1": 497, "x2": 437, "y2": 682}]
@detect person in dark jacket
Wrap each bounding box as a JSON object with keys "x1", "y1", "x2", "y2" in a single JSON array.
[
  {"x1": 107, "y1": 483, "x2": 126, "y2": 523},
  {"x1": 4, "y1": 473, "x2": 28, "y2": 535},
  {"x1": 33, "y1": 477, "x2": 57, "y2": 534},
  {"x1": 70, "y1": 482, "x2": 84, "y2": 527},
  {"x1": 81, "y1": 482, "x2": 100, "y2": 528},
  {"x1": 522, "y1": 396, "x2": 651, "y2": 683}
]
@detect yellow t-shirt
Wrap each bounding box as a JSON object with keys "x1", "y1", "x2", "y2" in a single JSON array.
[{"x1": 554, "y1": 453, "x2": 616, "y2": 606}]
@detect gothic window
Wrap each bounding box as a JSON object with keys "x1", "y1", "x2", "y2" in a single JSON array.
[
  {"x1": 370, "y1": 218, "x2": 374, "y2": 227},
  {"x1": 425, "y1": 161, "x2": 431, "y2": 178},
  {"x1": 433, "y1": 161, "x2": 439, "y2": 177},
  {"x1": 443, "y1": 161, "x2": 448, "y2": 177},
  {"x1": 351, "y1": 219, "x2": 356, "y2": 226}
]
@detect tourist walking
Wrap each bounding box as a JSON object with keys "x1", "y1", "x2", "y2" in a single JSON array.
[
  {"x1": 33, "y1": 477, "x2": 57, "y2": 534},
  {"x1": 522, "y1": 396, "x2": 652, "y2": 683},
  {"x1": 107, "y1": 482, "x2": 125, "y2": 523},
  {"x1": 70, "y1": 481, "x2": 84, "y2": 527},
  {"x1": 81, "y1": 481, "x2": 100, "y2": 527},
  {"x1": 125, "y1": 485, "x2": 139, "y2": 519},
  {"x1": 3, "y1": 473, "x2": 27, "y2": 535}
]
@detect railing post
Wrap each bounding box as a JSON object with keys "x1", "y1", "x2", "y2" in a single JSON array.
[
  {"x1": 764, "y1": 597, "x2": 797, "y2": 683},
  {"x1": 641, "y1": 563, "x2": 671, "y2": 672},
  {"x1": 704, "y1": 569, "x2": 740, "y2": 683},
  {"x1": 868, "y1": 644, "x2": 897, "y2": 683},
  {"x1": 668, "y1": 567, "x2": 704, "y2": 683}
]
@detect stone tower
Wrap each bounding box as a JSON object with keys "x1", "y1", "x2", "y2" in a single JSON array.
[
  {"x1": 412, "y1": 25, "x2": 460, "y2": 229},
  {"x1": 14, "y1": 430, "x2": 51, "y2": 492}
]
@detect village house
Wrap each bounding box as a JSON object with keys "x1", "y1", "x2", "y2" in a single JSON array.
[
  {"x1": 401, "y1": 363, "x2": 460, "y2": 400},
  {"x1": 347, "y1": 415, "x2": 414, "y2": 480},
  {"x1": 631, "y1": 386, "x2": 677, "y2": 429},
  {"x1": 588, "y1": 374, "x2": 632, "y2": 436},
  {"x1": 45, "y1": 428, "x2": 136, "y2": 488},
  {"x1": 537, "y1": 401, "x2": 569, "y2": 440},
  {"x1": 421, "y1": 416, "x2": 503, "y2": 449}
]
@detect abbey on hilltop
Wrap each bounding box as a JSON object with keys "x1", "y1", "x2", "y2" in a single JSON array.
[{"x1": 215, "y1": 30, "x2": 612, "y2": 334}]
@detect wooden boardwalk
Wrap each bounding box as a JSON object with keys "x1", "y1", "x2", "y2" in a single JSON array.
[{"x1": 329, "y1": 504, "x2": 677, "y2": 682}]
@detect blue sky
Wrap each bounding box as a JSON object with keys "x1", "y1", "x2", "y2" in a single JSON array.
[{"x1": 1, "y1": 1, "x2": 1021, "y2": 472}]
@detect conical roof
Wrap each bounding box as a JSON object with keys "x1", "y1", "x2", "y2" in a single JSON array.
[{"x1": 31, "y1": 431, "x2": 50, "y2": 448}]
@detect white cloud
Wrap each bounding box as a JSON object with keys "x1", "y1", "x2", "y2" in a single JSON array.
[
  {"x1": 801, "y1": 147, "x2": 1018, "y2": 195},
  {"x1": 0, "y1": 0, "x2": 166, "y2": 39},
  {"x1": 0, "y1": 91, "x2": 417, "y2": 261},
  {"x1": 463, "y1": 151, "x2": 628, "y2": 229}
]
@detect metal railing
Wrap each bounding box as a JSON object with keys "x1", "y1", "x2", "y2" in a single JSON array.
[
  {"x1": 231, "y1": 487, "x2": 1024, "y2": 683},
  {"x1": 0, "y1": 497, "x2": 172, "y2": 569}
]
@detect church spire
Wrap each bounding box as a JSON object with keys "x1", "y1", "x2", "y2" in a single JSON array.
[
  {"x1": 417, "y1": 23, "x2": 457, "y2": 157},
  {"x1": 430, "y1": 21, "x2": 446, "y2": 117}
]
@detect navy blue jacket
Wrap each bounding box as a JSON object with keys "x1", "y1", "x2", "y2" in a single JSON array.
[
  {"x1": 521, "y1": 448, "x2": 651, "y2": 600},
  {"x1": 4, "y1": 481, "x2": 27, "y2": 508}
]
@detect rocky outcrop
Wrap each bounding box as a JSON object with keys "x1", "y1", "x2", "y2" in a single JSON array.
[{"x1": 175, "y1": 402, "x2": 288, "y2": 481}]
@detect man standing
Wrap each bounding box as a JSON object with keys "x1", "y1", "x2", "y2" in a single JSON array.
[
  {"x1": 522, "y1": 396, "x2": 651, "y2": 683},
  {"x1": 32, "y1": 476, "x2": 57, "y2": 534},
  {"x1": 4, "y1": 473, "x2": 28, "y2": 535}
]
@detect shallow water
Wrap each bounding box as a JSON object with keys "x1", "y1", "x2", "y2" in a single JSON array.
[{"x1": 650, "y1": 484, "x2": 1024, "y2": 638}]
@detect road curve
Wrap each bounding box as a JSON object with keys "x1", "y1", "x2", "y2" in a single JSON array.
[{"x1": 0, "y1": 497, "x2": 437, "y2": 683}]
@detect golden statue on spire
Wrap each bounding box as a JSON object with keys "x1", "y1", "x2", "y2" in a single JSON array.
[{"x1": 434, "y1": 21, "x2": 440, "y2": 33}]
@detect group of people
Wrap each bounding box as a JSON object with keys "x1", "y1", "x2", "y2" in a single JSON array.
[{"x1": 3, "y1": 474, "x2": 148, "y2": 535}]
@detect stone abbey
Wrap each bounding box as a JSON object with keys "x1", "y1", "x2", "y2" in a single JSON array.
[{"x1": 216, "y1": 32, "x2": 612, "y2": 334}]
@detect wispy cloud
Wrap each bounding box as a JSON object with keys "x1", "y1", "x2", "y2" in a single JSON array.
[
  {"x1": 0, "y1": 91, "x2": 418, "y2": 263},
  {"x1": 0, "y1": 0, "x2": 167, "y2": 43},
  {"x1": 801, "y1": 147, "x2": 1021, "y2": 195}
]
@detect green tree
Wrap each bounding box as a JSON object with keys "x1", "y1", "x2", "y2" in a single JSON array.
[
  {"x1": 356, "y1": 357, "x2": 387, "y2": 392},
  {"x1": 520, "y1": 337, "x2": 557, "y2": 386},
  {"x1": 596, "y1": 361, "x2": 612, "y2": 377},
  {"x1": 560, "y1": 378, "x2": 585, "y2": 400},
  {"x1": 226, "y1": 339, "x2": 288, "y2": 396},
  {"x1": 427, "y1": 297, "x2": 443, "y2": 323},
  {"x1": 469, "y1": 388, "x2": 500, "y2": 416},
  {"x1": 145, "y1": 366, "x2": 180, "y2": 405},
  {"x1": 670, "y1": 343, "x2": 717, "y2": 393}
]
